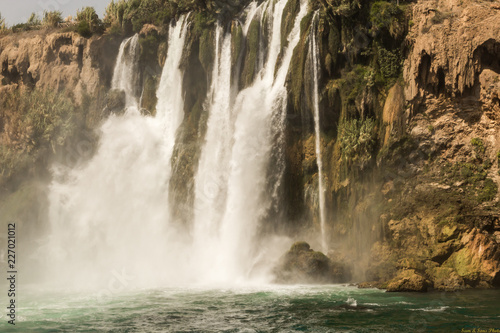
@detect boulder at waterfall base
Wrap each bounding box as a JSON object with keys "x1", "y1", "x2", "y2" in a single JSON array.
[{"x1": 274, "y1": 242, "x2": 351, "y2": 284}]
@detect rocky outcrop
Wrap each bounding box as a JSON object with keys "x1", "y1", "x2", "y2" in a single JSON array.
[
  {"x1": 444, "y1": 229, "x2": 500, "y2": 287},
  {"x1": 0, "y1": 30, "x2": 121, "y2": 103},
  {"x1": 382, "y1": 83, "x2": 406, "y2": 145},
  {"x1": 274, "y1": 241, "x2": 351, "y2": 284},
  {"x1": 169, "y1": 17, "x2": 211, "y2": 225},
  {"x1": 386, "y1": 269, "x2": 430, "y2": 292},
  {"x1": 405, "y1": 0, "x2": 500, "y2": 107},
  {"x1": 365, "y1": 0, "x2": 500, "y2": 292}
]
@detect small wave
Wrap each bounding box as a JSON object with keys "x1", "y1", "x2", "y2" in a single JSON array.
[
  {"x1": 411, "y1": 306, "x2": 449, "y2": 312},
  {"x1": 363, "y1": 303, "x2": 382, "y2": 307},
  {"x1": 346, "y1": 297, "x2": 357, "y2": 307}
]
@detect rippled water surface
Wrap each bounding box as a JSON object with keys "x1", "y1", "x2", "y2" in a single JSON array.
[{"x1": 2, "y1": 285, "x2": 500, "y2": 332}]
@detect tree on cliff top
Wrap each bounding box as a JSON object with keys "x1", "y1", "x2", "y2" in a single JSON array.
[
  {"x1": 77, "y1": 7, "x2": 102, "y2": 31},
  {"x1": 102, "y1": 0, "x2": 252, "y2": 34},
  {"x1": 76, "y1": 7, "x2": 104, "y2": 37},
  {"x1": 42, "y1": 10, "x2": 63, "y2": 28}
]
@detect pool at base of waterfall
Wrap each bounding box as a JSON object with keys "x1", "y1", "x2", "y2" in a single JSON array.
[{"x1": 2, "y1": 285, "x2": 499, "y2": 332}]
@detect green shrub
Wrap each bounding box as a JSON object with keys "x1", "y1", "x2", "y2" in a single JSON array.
[
  {"x1": 76, "y1": 7, "x2": 103, "y2": 36},
  {"x1": 104, "y1": 0, "x2": 172, "y2": 34},
  {"x1": 76, "y1": 21, "x2": 92, "y2": 38},
  {"x1": 11, "y1": 13, "x2": 42, "y2": 33},
  {"x1": 104, "y1": 0, "x2": 126, "y2": 28},
  {"x1": 338, "y1": 66, "x2": 369, "y2": 102},
  {"x1": 11, "y1": 23, "x2": 31, "y2": 33},
  {"x1": 377, "y1": 45, "x2": 402, "y2": 80},
  {"x1": 24, "y1": 90, "x2": 76, "y2": 150},
  {"x1": 28, "y1": 13, "x2": 41, "y2": 25},
  {"x1": 43, "y1": 10, "x2": 63, "y2": 28},
  {"x1": 338, "y1": 118, "x2": 377, "y2": 168},
  {"x1": 370, "y1": 1, "x2": 405, "y2": 39},
  {"x1": 478, "y1": 178, "x2": 498, "y2": 203},
  {"x1": 0, "y1": 89, "x2": 84, "y2": 186},
  {"x1": 133, "y1": 0, "x2": 171, "y2": 32},
  {"x1": 471, "y1": 137, "x2": 485, "y2": 156},
  {"x1": 107, "y1": 22, "x2": 123, "y2": 36}
]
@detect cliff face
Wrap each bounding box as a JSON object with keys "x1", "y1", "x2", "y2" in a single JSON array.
[
  {"x1": 0, "y1": 0, "x2": 499, "y2": 290},
  {"x1": 370, "y1": 0, "x2": 500, "y2": 290},
  {"x1": 0, "y1": 30, "x2": 120, "y2": 102},
  {"x1": 273, "y1": 0, "x2": 500, "y2": 289},
  {"x1": 405, "y1": 0, "x2": 500, "y2": 105}
]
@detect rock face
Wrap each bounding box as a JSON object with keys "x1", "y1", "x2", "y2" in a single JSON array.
[
  {"x1": 274, "y1": 242, "x2": 351, "y2": 284},
  {"x1": 445, "y1": 229, "x2": 500, "y2": 287},
  {"x1": 382, "y1": 83, "x2": 406, "y2": 145},
  {"x1": 386, "y1": 269, "x2": 430, "y2": 292},
  {"x1": 367, "y1": 0, "x2": 500, "y2": 291},
  {"x1": 104, "y1": 89, "x2": 126, "y2": 115},
  {"x1": 405, "y1": 0, "x2": 500, "y2": 108},
  {"x1": 0, "y1": 30, "x2": 121, "y2": 103}
]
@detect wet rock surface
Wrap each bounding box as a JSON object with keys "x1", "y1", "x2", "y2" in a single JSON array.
[{"x1": 274, "y1": 242, "x2": 351, "y2": 284}]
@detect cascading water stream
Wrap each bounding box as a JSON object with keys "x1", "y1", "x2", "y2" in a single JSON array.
[
  {"x1": 192, "y1": 23, "x2": 234, "y2": 279},
  {"x1": 41, "y1": 0, "x2": 309, "y2": 288},
  {"x1": 310, "y1": 12, "x2": 328, "y2": 253},
  {"x1": 111, "y1": 34, "x2": 140, "y2": 107},
  {"x1": 156, "y1": 15, "x2": 190, "y2": 208},
  {"x1": 43, "y1": 16, "x2": 189, "y2": 289},
  {"x1": 202, "y1": 0, "x2": 309, "y2": 283}
]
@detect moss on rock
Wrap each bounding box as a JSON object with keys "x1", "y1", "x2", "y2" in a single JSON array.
[
  {"x1": 140, "y1": 75, "x2": 158, "y2": 115},
  {"x1": 199, "y1": 28, "x2": 215, "y2": 76},
  {"x1": 386, "y1": 269, "x2": 430, "y2": 292},
  {"x1": 287, "y1": 12, "x2": 313, "y2": 114},
  {"x1": 279, "y1": 0, "x2": 301, "y2": 67},
  {"x1": 231, "y1": 21, "x2": 243, "y2": 69},
  {"x1": 240, "y1": 19, "x2": 260, "y2": 88},
  {"x1": 444, "y1": 248, "x2": 481, "y2": 286},
  {"x1": 428, "y1": 266, "x2": 465, "y2": 291},
  {"x1": 169, "y1": 23, "x2": 210, "y2": 225}
]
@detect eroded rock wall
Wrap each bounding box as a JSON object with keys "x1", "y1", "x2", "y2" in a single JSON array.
[
  {"x1": 0, "y1": 30, "x2": 120, "y2": 103},
  {"x1": 370, "y1": 0, "x2": 500, "y2": 290}
]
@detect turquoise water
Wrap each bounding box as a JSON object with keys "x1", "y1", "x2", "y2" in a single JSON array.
[{"x1": 2, "y1": 285, "x2": 500, "y2": 332}]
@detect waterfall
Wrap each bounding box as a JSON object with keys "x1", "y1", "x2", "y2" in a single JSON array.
[
  {"x1": 310, "y1": 12, "x2": 327, "y2": 253},
  {"x1": 192, "y1": 23, "x2": 234, "y2": 280},
  {"x1": 41, "y1": 0, "x2": 310, "y2": 288},
  {"x1": 156, "y1": 15, "x2": 190, "y2": 208},
  {"x1": 189, "y1": 0, "x2": 309, "y2": 283},
  {"x1": 111, "y1": 34, "x2": 140, "y2": 107},
  {"x1": 43, "y1": 17, "x2": 189, "y2": 289}
]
